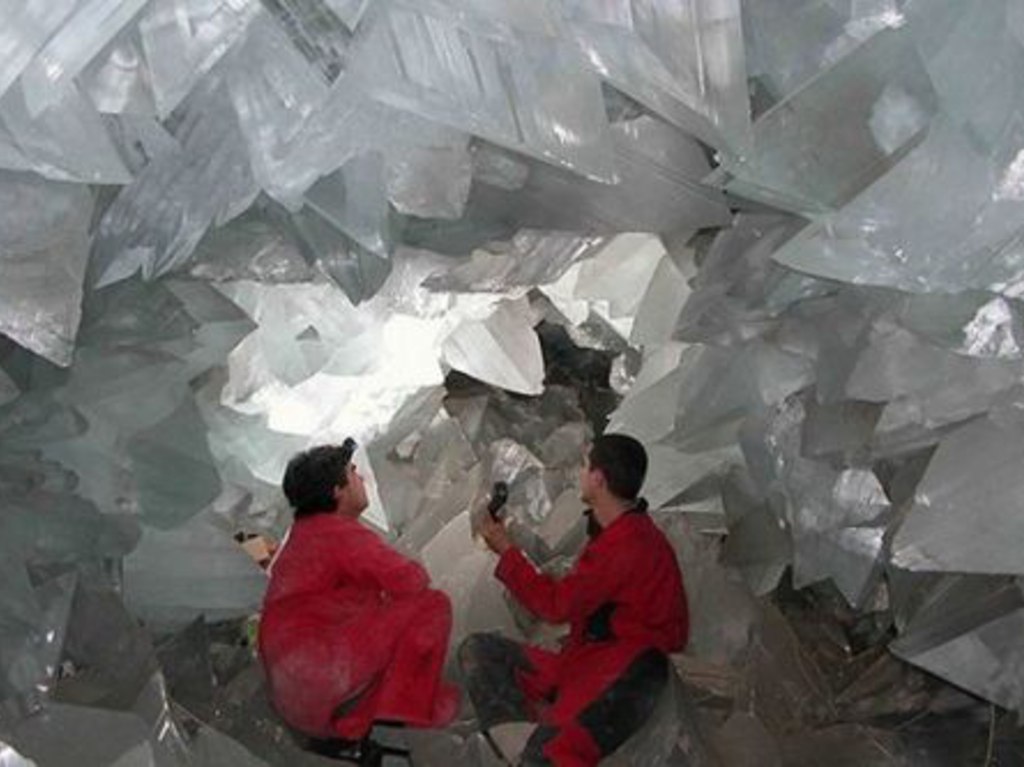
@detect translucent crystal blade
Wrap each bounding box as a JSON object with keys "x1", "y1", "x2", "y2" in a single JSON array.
[
  {"x1": 844, "y1": 322, "x2": 1024, "y2": 431},
  {"x1": 569, "y1": 0, "x2": 751, "y2": 150},
  {"x1": 721, "y1": 26, "x2": 937, "y2": 212},
  {"x1": 305, "y1": 153, "x2": 393, "y2": 257},
  {"x1": 385, "y1": 125, "x2": 471, "y2": 220},
  {"x1": 0, "y1": 0, "x2": 78, "y2": 102},
  {"x1": 420, "y1": 512, "x2": 519, "y2": 644},
  {"x1": 80, "y1": 26, "x2": 156, "y2": 115},
  {"x1": 125, "y1": 398, "x2": 223, "y2": 529},
  {"x1": 892, "y1": 417, "x2": 1024, "y2": 574},
  {"x1": 189, "y1": 207, "x2": 313, "y2": 284},
  {"x1": 0, "y1": 564, "x2": 77, "y2": 705},
  {"x1": 91, "y1": 76, "x2": 259, "y2": 288},
  {"x1": 0, "y1": 82, "x2": 132, "y2": 184},
  {"x1": 773, "y1": 116, "x2": 1024, "y2": 295},
  {"x1": 741, "y1": 0, "x2": 906, "y2": 108},
  {"x1": 422, "y1": 231, "x2": 608, "y2": 294},
  {"x1": 123, "y1": 512, "x2": 266, "y2": 630},
  {"x1": 19, "y1": 0, "x2": 152, "y2": 117},
  {"x1": 442, "y1": 297, "x2": 544, "y2": 396},
  {"x1": 891, "y1": 575, "x2": 1024, "y2": 713},
  {"x1": 5, "y1": 703, "x2": 154, "y2": 767},
  {"x1": 225, "y1": 11, "x2": 331, "y2": 203},
  {"x1": 138, "y1": 0, "x2": 258, "y2": 118},
  {"x1": 58, "y1": 580, "x2": 158, "y2": 709},
  {"x1": 349, "y1": 3, "x2": 618, "y2": 182},
  {"x1": 0, "y1": 171, "x2": 93, "y2": 366}
]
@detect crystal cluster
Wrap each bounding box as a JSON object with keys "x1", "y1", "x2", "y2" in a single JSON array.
[{"x1": 2, "y1": 0, "x2": 1024, "y2": 764}]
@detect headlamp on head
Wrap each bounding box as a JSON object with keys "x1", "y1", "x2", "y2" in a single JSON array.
[{"x1": 339, "y1": 437, "x2": 357, "y2": 465}]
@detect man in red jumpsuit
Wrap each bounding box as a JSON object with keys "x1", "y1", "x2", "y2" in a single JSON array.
[
  {"x1": 461, "y1": 434, "x2": 688, "y2": 766},
  {"x1": 259, "y1": 440, "x2": 459, "y2": 758}
]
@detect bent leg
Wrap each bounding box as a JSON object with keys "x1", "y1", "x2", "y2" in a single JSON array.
[
  {"x1": 333, "y1": 589, "x2": 455, "y2": 739},
  {"x1": 520, "y1": 649, "x2": 669, "y2": 767},
  {"x1": 458, "y1": 633, "x2": 536, "y2": 729}
]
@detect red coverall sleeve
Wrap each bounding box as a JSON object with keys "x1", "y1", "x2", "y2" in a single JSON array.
[
  {"x1": 345, "y1": 524, "x2": 431, "y2": 596},
  {"x1": 494, "y1": 545, "x2": 622, "y2": 624}
]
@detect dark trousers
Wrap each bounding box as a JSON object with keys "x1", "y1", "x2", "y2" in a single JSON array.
[{"x1": 458, "y1": 633, "x2": 668, "y2": 766}]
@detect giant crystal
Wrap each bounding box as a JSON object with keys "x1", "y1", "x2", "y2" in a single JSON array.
[
  {"x1": 890, "y1": 574, "x2": 1024, "y2": 713},
  {"x1": 90, "y1": 74, "x2": 259, "y2": 287},
  {"x1": 124, "y1": 511, "x2": 267, "y2": 630},
  {"x1": 18, "y1": 0, "x2": 153, "y2": 118},
  {"x1": 567, "y1": 0, "x2": 751, "y2": 151},
  {"x1": 0, "y1": 172, "x2": 93, "y2": 366},
  {"x1": 350, "y1": 0, "x2": 618, "y2": 182},
  {"x1": 719, "y1": 24, "x2": 937, "y2": 212},
  {"x1": 892, "y1": 416, "x2": 1024, "y2": 575},
  {"x1": 0, "y1": 0, "x2": 78, "y2": 103}
]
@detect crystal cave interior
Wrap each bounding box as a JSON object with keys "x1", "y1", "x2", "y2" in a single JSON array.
[{"x1": 2, "y1": 1, "x2": 1024, "y2": 765}]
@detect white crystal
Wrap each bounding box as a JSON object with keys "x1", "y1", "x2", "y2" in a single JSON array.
[
  {"x1": 0, "y1": 82, "x2": 132, "y2": 184},
  {"x1": 0, "y1": 172, "x2": 93, "y2": 366},
  {"x1": 570, "y1": 0, "x2": 750, "y2": 150},
  {"x1": 420, "y1": 511, "x2": 519, "y2": 645},
  {"x1": 442, "y1": 296, "x2": 544, "y2": 395},
  {"x1": 19, "y1": 0, "x2": 152, "y2": 117},
  {"x1": 123, "y1": 511, "x2": 266, "y2": 630},
  {"x1": 349, "y1": 2, "x2": 617, "y2": 182},
  {"x1": 0, "y1": 0, "x2": 78, "y2": 103},
  {"x1": 723, "y1": 27, "x2": 936, "y2": 212},
  {"x1": 139, "y1": 0, "x2": 258, "y2": 118},
  {"x1": 92, "y1": 76, "x2": 259, "y2": 287},
  {"x1": 892, "y1": 417, "x2": 1024, "y2": 574},
  {"x1": 80, "y1": 26, "x2": 156, "y2": 115}
]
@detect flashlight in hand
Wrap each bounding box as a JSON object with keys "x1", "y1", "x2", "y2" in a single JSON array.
[{"x1": 487, "y1": 481, "x2": 509, "y2": 521}]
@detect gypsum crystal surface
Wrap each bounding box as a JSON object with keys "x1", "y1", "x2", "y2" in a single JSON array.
[
  {"x1": 566, "y1": 0, "x2": 751, "y2": 152},
  {"x1": 891, "y1": 415, "x2": 1024, "y2": 575},
  {"x1": 719, "y1": 23, "x2": 938, "y2": 213},
  {"x1": 123, "y1": 510, "x2": 267, "y2": 631},
  {"x1": 210, "y1": 261, "x2": 544, "y2": 506},
  {"x1": 0, "y1": 0, "x2": 743, "y2": 310},
  {"x1": 42, "y1": 278, "x2": 251, "y2": 530},
  {"x1": 0, "y1": 172, "x2": 93, "y2": 367},
  {"x1": 890, "y1": 574, "x2": 1024, "y2": 714},
  {"x1": 740, "y1": 0, "x2": 908, "y2": 111}
]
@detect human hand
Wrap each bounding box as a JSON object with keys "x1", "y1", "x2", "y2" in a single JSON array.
[{"x1": 479, "y1": 513, "x2": 513, "y2": 555}]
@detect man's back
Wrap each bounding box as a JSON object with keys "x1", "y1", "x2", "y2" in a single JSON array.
[{"x1": 577, "y1": 511, "x2": 689, "y2": 655}]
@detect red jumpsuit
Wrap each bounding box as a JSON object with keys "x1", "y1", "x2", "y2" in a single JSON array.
[
  {"x1": 258, "y1": 513, "x2": 457, "y2": 740},
  {"x1": 494, "y1": 510, "x2": 688, "y2": 765}
]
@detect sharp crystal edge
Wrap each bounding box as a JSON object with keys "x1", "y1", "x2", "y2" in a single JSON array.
[{"x1": 0, "y1": 171, "x2": 93, "y2": 366}]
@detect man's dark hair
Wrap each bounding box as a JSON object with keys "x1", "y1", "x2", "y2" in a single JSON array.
[
  {"x1": 282, "y1": 443, "x2": 352, "y2": 518},
  {"x1": 588, "y1": 433, "x2": 647, "y2": 501}
]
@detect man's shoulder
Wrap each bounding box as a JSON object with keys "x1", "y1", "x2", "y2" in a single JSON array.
[
  {"x1": 620, "y1": 513, "x2": 679, "y2": 557},
  {"x1": 594, "y1": 511, "x2": 659, "y2": 550}
]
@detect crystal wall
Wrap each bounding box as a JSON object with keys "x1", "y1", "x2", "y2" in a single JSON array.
[{"x1": 2, "y1": 0, "x2": 1024, "y2": 764}]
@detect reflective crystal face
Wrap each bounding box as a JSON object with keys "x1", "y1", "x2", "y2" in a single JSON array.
[{"x1": 1, "y1": 1, "x2": 1024, "y2": 763}]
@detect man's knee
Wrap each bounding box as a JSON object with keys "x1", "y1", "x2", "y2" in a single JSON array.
[
  {"x1": 458, "y1": 632, "x2": 518, "y2": 666},
  {"x1": 577, "y1": 650, "x2": 669, "y2": 757},
  {"x1": 457, "y1": 632, "x2": 491, "y2": 676},
  {"x1": 520, "y1": 725, "x2": 557, "y2": 766}
]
